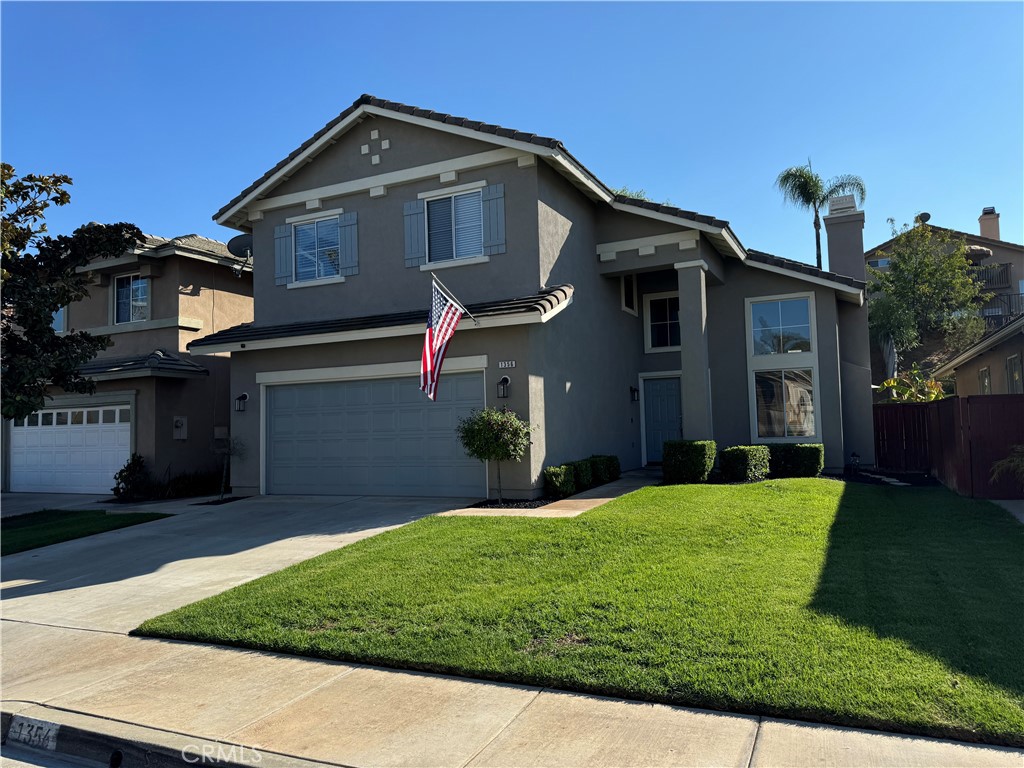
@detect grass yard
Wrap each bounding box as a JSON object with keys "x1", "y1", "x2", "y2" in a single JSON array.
[
  {"x1": 2, "y1": 509, "x2": 170, "y2": 555},
  {"x1": 136, "y1": 479, "x2": 1024, "y2": 746}
]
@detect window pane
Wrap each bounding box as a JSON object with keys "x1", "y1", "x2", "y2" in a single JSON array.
[
  {"x1": 41, "y1": 412, "x2": 54, "y2": 426},
  {"x1": 102, "y1": 409, "x2": 116, "y2": 424},
  {"x1": 751, "y1": 301, "x2": 781, "y2": 334},
  {"x1": 669, "y1": 320, "x2": 681, "y2": 347},
  {"x1": 52, "y1": 307, "x2": 65, "y2": 332},
  {"x1": 780, "y1": 299, "x2": 809, "y2": 327},
  {"x1": 316, "y1": 218, "x2": 340, "y2": 278},
  {"x1": 651, "y1": 324, "x2": 668, "y2": 348},
  {"x1": 86, "y1": 410, "x2": 99, "y2": 424},
  {"x1": 784, "y1": 369, "x2": 815, "y2": 436},
  {"x1": 55, "y1": 411, "x2": 68, "y2": 425},
  {"x1": 753, "y1": 328, "x2": 781, "y2": 356},
  {"x1": 755, "y1": 371, "x2": 786, "y2": 437},
  {"x1": 119, "y1": 408, "x2": 131, "y2": 423},
  {"x1": 650, "y1": 298, "x2": 668, "y2": 323},
  {"x1": 453, "y1": 191, "x2": 483, "y2": 258},
  {"x1": 667, "y1": 296, "x2": 679, "y2": 323},
  {"x1": 623, "y1": 275, "x2": 636, "y2": 311},
  {"x1": 781, "y1": 325, "x2": 811, "y2": 353},
  {"x1": 27, "y1": 414, "x2": 39, "y2": 427},
  {"x1": 71, "y1": 410, "x2": 84, "y2": 425},
  {"x1": 131, "y1": 277, "x2": 148, "y2": 321},
  {"x1": 115, "y1": 276, "x2": 132, "y2": 323},
  {"x1": 427, "y1": 198, "x2": 454, "y2": 261}
]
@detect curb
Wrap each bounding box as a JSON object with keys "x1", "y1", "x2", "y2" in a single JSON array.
[{"x1": 1, "y1": 706, "x2": 347, "y2": 768}]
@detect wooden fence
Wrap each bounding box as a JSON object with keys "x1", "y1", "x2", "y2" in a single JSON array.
[{"x1": 873, "y1": 395, "x2": 1024, "y2": 499}]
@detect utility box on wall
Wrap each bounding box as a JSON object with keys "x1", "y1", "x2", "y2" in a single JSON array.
[{"x1": 172, "y1": 416, "x2": 188, "y2": 441}]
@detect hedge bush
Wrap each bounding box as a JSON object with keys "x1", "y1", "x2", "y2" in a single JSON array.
[
  {"x1": 768, "y1": 443, "x2": 825, "y2": 478},
  {"x1": 589, "y1": 454, "x2": 621, "y2": 485},
  {"x1": 570, "y1": 459, "x2": 593, "y2": 492},
  {"x1": 663, "y1": 440, "x2": 716, "y2": 484},
  {"x1": 543, "y1": 465, "x2": 576, "y2": 499},
  {"x1": 720, "y1": 445, "x2": 771, "y2": 483}
]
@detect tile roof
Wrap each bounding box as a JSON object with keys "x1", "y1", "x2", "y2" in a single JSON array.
[
  {"x1": 190, "y1": 284, "x2": 573, "y2": 349},
  {"x1": 139, "y1": 233, "x2": 239, "y2": 262},
  {"x1": 866, "y1": 224, "x2": 1024, "y2": 257},
  {"x1": 612, "y1": 195, "x2": 730, "y2": 229},
  {"x1": 80, "y1": 349, "x2": 209, "y2": 378},
  {"x1": 746, "y1": 249, "x2": 866, "y2": 290}
]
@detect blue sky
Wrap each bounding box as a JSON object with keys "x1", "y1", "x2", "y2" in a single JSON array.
[{"x1": 3, "y1": 2, "x2": 1021, "y2": 267}]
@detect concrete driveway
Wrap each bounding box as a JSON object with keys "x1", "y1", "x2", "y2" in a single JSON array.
[{"x1": 0, "y1": 494, "x2": 475, "y2": 633}]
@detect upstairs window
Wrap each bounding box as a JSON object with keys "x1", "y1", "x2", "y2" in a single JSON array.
[
  {"x1": 750, "y1": 297, "x2": 812, "y2": 355},
  {"x1": 294, "y1": 217, "x2": 340, "y2": 282},
  {"x1": 51, "y1": 306, "x2": 66, "y2": 332},
  {"x1": 979, "y1": 367, "x2": 992, "y2": 395},
  {"x1": 426, "y1": 190, "x2": 483, "y2": 262},
  {"x1": 114, "y1": 274, "x2": 148, "y2": 324}
]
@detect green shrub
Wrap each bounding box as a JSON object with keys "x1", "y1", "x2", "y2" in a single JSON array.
[
  {"x1": 768, "y1": 444, "x2": 825, "y2": 478},
  {"x1": 589, "y1": 454, "x2": 621, "y2": 485},
  {"x1": 570, "y1": 459, "x2": 593, "y2": 492},
  {"x1": 112, "y1": 453, "x2": 150, "y2": 501},
  {"x1": 720, "y1": 445, "x2": 771, "y2": 483},
  {"x1": 663, "y1": 440, "x2": 716, "y2": 484},
  {"x1": 543, "y1": 465, "x2": 576, "y2": 499}
]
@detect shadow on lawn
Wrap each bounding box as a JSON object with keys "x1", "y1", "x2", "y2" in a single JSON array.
[{"x1": 809, "y1": 482, "x2": 1024, "y2": 697}]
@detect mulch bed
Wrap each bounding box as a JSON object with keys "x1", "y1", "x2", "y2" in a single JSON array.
[
  {"x1": 471, "y1": 497, "x2": 557, "y2": 510},
  {"x1": 193, "y1": 497, "x2": 245, "y2": 506}
]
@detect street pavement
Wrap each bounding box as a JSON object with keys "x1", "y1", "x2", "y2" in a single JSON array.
[{"x1": 1, "y1": 489, "x2": 1021, "y2": 767}]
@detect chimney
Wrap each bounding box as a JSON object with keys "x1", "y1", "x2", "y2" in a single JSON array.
[
  {"x1": 979, "y1": 207, "x2": 1000, "y2": 240},
  {"x1": 823, "y1": 195, "x2": 865, "y2": 280}
]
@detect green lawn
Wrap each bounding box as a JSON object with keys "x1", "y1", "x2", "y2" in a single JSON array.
[
  {"x1": 135, "y1": 480, "x2": 1024, "y2": 746},
  {"x1": 2, "y1": 509, "x2": 170, "y2": 555}
]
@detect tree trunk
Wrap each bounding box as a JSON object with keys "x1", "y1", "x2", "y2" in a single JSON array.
[
  {"x1": 496, "y1": 461, "x2": 503, "y2": 504},
  {"x1": 814, "y1": 207, "x2": 823, "y2": 271}
]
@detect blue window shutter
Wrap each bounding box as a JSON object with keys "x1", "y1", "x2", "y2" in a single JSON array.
[
  {"x1": 482, "y1": 184, "x2": 506, "y2": 256},
  {"x1": 404, "y1": 200, "x2": 426, "y2": 267},
  {"x1": 337, "y1": 212, "x2": 359, "y2": 276},
  {"x1": 274, "y1": 225, "x2": 292, "y2": 285}
]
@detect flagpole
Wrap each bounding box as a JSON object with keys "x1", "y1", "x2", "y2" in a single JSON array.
[{"x1": 431, "y1": 274, "x2": 479, "y2": 326}]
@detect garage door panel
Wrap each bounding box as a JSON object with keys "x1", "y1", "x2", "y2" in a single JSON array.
[
  {"x1": 11, "y1": 408, "x2": 130, "y2": 493},
  {"x1": 268, "y1": 373, "x2": 484, "y2": 496}
]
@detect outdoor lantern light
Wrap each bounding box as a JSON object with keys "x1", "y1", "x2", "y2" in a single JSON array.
[
  {"x1": 496, "y1": 376, "x2": 510, "y2": 399},
  {"x1": 234, "y1": 393, "x2": 249, "y2": 412},
  {"x1": 630, "y1": 386, "x2": 640, "y2": 402}
]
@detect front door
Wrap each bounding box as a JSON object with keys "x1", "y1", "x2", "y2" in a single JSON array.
[{"x1": 644, "y1": 377, "x2": 681, "y2": 464}]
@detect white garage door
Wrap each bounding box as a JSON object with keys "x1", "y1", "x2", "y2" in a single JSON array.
[
  {"x1": 267, "y1": 372, "x2": 485, "y2": 497},
  {"x1": 10, "y1": 406, "x2": 131, "y2": 494}
]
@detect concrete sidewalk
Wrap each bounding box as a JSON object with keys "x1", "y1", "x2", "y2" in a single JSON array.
[{"x1": 2, "y1": 623, "x2": 1020, "y2": 768}]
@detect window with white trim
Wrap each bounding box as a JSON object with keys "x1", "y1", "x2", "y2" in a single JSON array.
[
  {"x1": 51, "y1": 306, "x2": 66, "y2": 332},
  {"x1": 979, "y1": 366, "x2": 992, "y2": 395},
  {"x1": 644, "y1": 292, "x2": 680, "y2": 352},
  {"x1": 114, "y1": 274, "x2": 148, "y2": 324},
  {"x1": 746, "y1": 293, "x2": 818, "y2": 441},
  {"x1": 1006, "y1": 355, "x2": 1023, "y2": 395},
  {"x1": 294, "y1": 216, "x2": 341, "y2": 282},
  {"x1": 426, "y1": 190, "x2": 483, "y2": 262}
]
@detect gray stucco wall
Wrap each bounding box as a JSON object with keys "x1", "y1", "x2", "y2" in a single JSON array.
[{"x1": 249, "y1": 130, "x2": 542, "y2": 327}]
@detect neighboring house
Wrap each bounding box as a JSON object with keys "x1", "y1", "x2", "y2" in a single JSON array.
[
  {"x1": 191, "y1": 94, "x2": 875, "y2": 499},
  {"x1": 2, "y1": 234, "x2": 254, "y2": 493},
  {"x1": 932, "y1": 314, "x2": 1024, "y2": 396},
  {"x1": 866, "y1": 208, "x2": 1024, "y2": 330}
]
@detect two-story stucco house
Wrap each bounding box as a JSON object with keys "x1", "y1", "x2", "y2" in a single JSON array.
[
  {"x1": 191, "y1": 95, "x2": 875, "y2": 499},
  {"x1": 2, "y1": 234, "x2": 254, "y2": 494}
]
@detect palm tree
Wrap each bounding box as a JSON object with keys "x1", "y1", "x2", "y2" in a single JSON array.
[{"x1": 775, "y1": 161, "x2": 866, "y2": 270}]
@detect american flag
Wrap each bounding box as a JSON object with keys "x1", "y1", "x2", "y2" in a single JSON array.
[{"x1": 420, "y1": 281, "x2": 464, "y2": 400}]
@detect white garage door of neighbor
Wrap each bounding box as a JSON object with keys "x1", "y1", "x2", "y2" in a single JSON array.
[
  {"x1": 267, "y1": 372, "x2": 485, "y2": 497},
  {"x1": 10, "y1": 405, "x2": 132, "y2": 494}
]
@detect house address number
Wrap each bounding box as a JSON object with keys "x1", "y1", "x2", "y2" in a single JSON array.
[{"x1": 498, "y1": 360, "x2": 516, "y2": 369}]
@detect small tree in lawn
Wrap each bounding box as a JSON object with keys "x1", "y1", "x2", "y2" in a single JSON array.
[{"x1": 456, "y1": 407, "x2": 531, "y2": 503}]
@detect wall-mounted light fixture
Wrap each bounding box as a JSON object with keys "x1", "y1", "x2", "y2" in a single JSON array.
[
  {"x1": 234, "y1": 393, "x2": 249, "y2": 412},
  {"x1": 630, "y1": 386, "x2": 640, "y2": 402},
  {"x1": 496, "y1": 376, "x2": 510, "y2": 399}
]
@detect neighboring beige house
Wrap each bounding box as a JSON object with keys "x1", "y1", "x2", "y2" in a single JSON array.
[
  {"x1": 191, "y1": 94, "x2": 875, "y2": 499},
  {"x1": 932, "y1": 315, "x2": 1024, "y2": 396},
  {"x1": 2, "y1": 234, "x2": 254, "y2": 493}
]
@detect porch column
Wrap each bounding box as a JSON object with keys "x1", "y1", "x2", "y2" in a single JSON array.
[{"x1": 676, "y1": 260, "x2": 714, "y2": 440}]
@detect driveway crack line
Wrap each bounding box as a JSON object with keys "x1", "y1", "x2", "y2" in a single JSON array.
[
  {"x1": 458, "y1": 686, "x2": 546, "y2": 768},
  {"x1": 0, "y1": 618, "x2": 128, "y2": 636},
  {"x1": 745, "y1": 716, "x2": 764, "y2": 768}
]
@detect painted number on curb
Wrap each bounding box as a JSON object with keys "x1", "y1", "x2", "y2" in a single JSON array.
[{"x1": 7, "y1": 715, "x2": 59, "y2": 750}]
